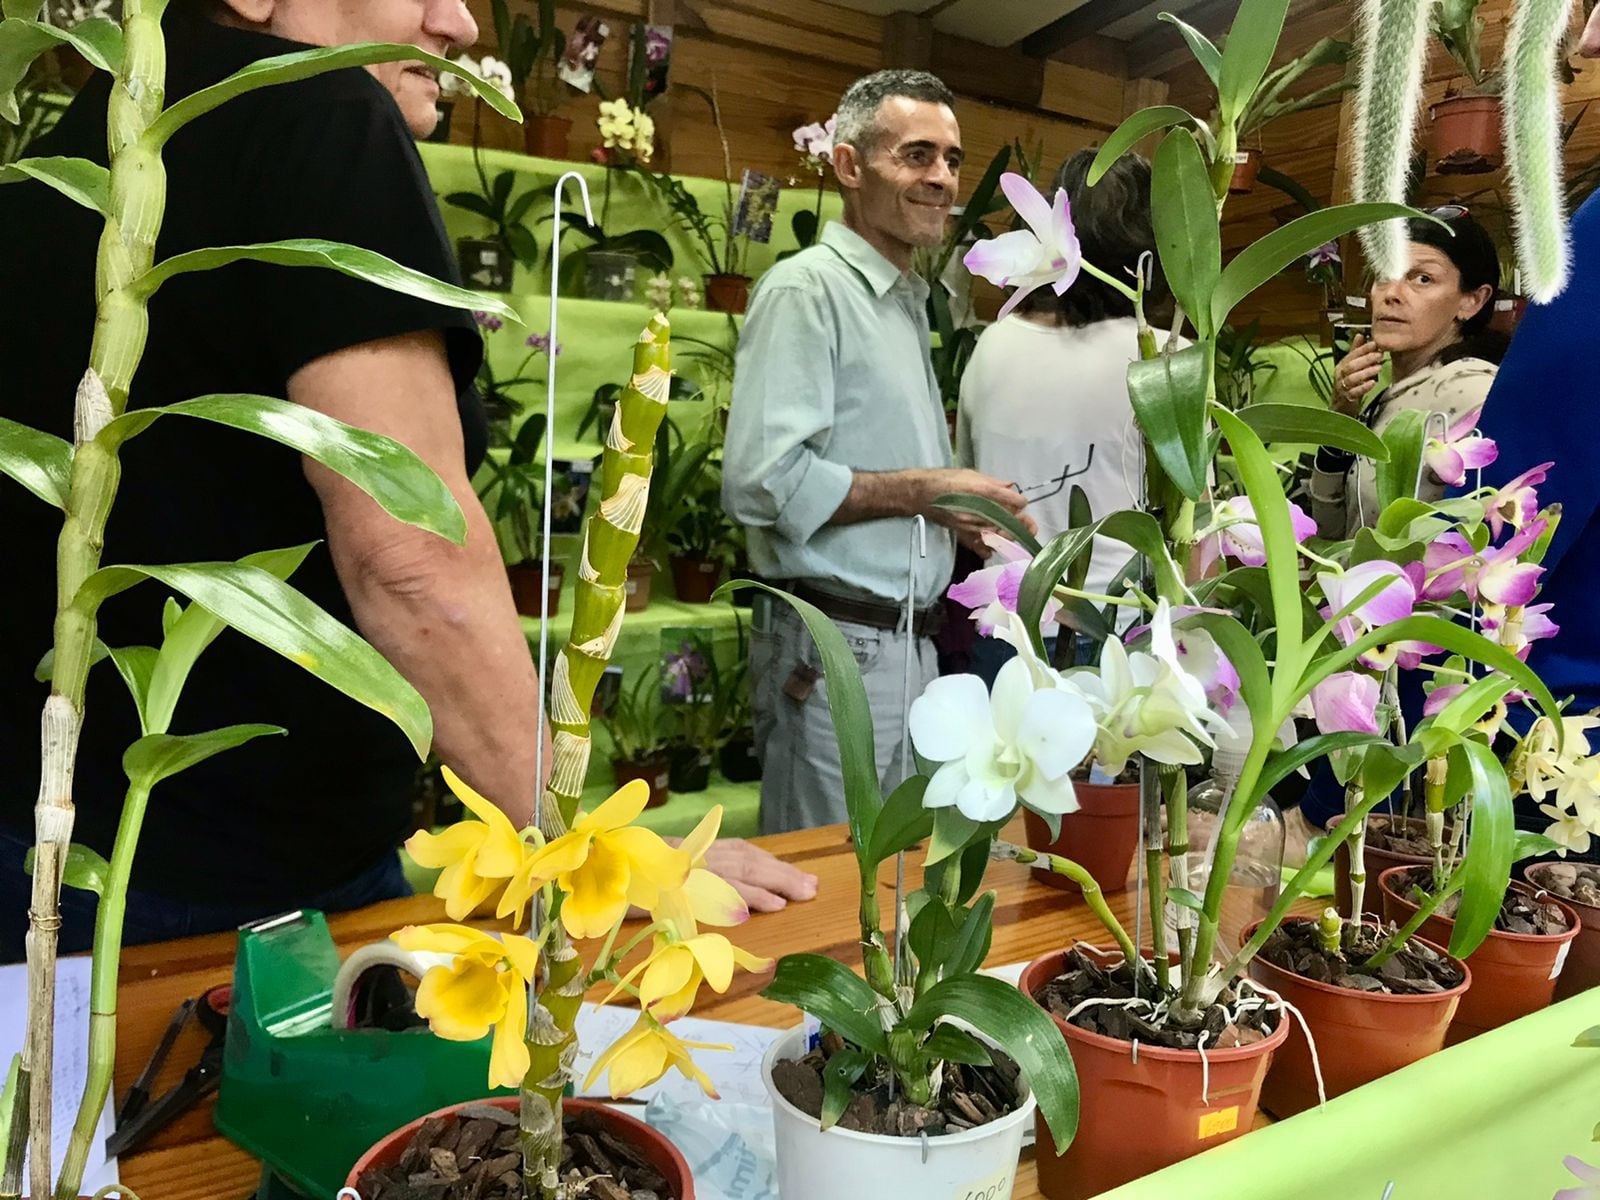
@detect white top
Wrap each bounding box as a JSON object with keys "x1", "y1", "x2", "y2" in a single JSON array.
[{"x1": 956, "y1": 314, "x2": 1157, "y2": 612}]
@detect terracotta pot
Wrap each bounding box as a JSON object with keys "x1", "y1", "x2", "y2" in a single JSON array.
[
  {"x1": 524, "y1": 113, "x2": 573, "y2": 159},
  {"x1": 1331, "y1": 813, "x2": 1436, "y2": 920},
  {"x1": 670, "y1": 554, "x2": 723, "y2": 604},
  {"x1": 1488, "y1": 293, "x2": 1529, "y2": 337},
  {"x1": 1021, "y1": 947, "x2": 1288, "y2": 1200},
  {"x1": 667, "y1": 744, "x2": 712, "y2": 793},
  {"x1": 719, "y1": 731, "x2": 762, "y2": 782},
  {"x1": 1379, "y1": 865, "x2": 1581, "y2": 1043},
  {"x1": 703, "y1": 273, "x2": 751, "y2": 314},
  {"x1": 507, "y1": 561, "x2": 563, "y2": 618},
  {"x1": 1429, "y1": 94, "x2": 1502, "y2": 174},
  {"x1": 1245, "y1": 916, "x2": 1470, "y2": 1119},
  {"x1": 614, "y1": 753, "x2": 672, "y2": 808},
  {"x1": 1228, "y1": 147, "x2": 1263, "y2": 194},
  {"x1": 345, "y1": 1096, "x2": 692, "y2": 1197},
  {"x1": 1523, "y1": 863, "x2": 1600, "y2": 1002},
  {"x1": 1022, "y1": 782, "x2": 1140, "y2": 895},
  {"x1": 625, "y1": 559, "x2": 655, "y2": 612}
]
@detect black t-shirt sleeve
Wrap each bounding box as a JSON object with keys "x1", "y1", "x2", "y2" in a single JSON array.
[{"x1": 238, "y1": 73, "x2": 482, "y2": 397}]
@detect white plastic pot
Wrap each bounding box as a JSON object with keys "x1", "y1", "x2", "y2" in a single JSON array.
[{"x1": 762, "y1": 1024, "x2": 1036, "y2": 1200}]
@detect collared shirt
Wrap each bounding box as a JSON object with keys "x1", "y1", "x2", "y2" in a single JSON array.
[{"x1": 722, "y1": 221, "x2": 954, "y2": 606}]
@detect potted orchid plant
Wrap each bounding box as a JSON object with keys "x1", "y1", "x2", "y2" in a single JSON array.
[
  {"x1": 490, "y1": 0, "x2": 573, "y2": 159},
  {"x1": 0, "y1": 7, "x2": 523, "y2": 1200}
]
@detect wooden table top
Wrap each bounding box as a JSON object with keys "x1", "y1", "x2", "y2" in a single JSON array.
[{"x1": 112, "y1": 818, "x2": 1275, "y2": 1200}]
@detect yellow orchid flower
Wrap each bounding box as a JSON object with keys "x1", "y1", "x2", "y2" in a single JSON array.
[
  {"x1": 583, "y1": 1011, "x2": 731, "y2": 1098},
  {"x1": 500, "y1": 780, "x2": 689, "y2": 938},
  {"x1": 634, "y1": 932, "x2": 772, "y2": 1021},
  {"x1": 651, "y1": 805, "x2": 749, "y2": 937},
  {"x1": 394, "y1": 923, "x2": 540, "y2": 1090},
  {"x1": 404, "y1": 767, "x2": 528, "y2": 920}
]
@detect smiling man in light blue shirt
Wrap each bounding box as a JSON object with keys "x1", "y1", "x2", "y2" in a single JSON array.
[{"x1": 724, "y1": 69, "x2": 1034, "y2": 833}]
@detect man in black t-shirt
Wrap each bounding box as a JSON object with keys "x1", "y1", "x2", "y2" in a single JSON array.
[{"x1": 0, "y1": 0, "x2": 814, "y2": 960}]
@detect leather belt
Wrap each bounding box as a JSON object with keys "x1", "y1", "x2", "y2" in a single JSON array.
[{"x1": 766, "y1": 579, "x2": 944, "y2": 638}]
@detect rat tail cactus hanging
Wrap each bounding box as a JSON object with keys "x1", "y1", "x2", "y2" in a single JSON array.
[
  {"x1": 1502, "y1": 0, "x2": 1576, "y2": 302},
  {"x1": 1353, "y1": 0, "x2": 1437, "y2": 279}
]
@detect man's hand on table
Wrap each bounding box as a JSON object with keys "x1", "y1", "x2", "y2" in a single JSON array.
[{"x1": 697, "y1": 837, "x2": 819, "y2": 913}]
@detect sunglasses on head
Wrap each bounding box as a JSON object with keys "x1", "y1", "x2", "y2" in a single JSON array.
[{"x1": 1427, "y1": 203, "x2": 1470, "y2": 220}]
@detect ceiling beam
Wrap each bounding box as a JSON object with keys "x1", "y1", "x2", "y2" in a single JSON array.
[
  {"x1": 1021, "y1": 0, "x2": 1154, "y2": 58},
  {"x1": 1126, "y1": 0, "x2": 1238, "y2": 77}
]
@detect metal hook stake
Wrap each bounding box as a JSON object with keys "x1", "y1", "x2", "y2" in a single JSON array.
[
  {"x1": 533, "y1": 170, "x2": 596, "y2": 836},
  {"x1": 889, "y1": 516, "x2": 928, "y2": 1106},
  {"x1": 1415, "y1": 410, "x2": 1450, "y2": 500}
]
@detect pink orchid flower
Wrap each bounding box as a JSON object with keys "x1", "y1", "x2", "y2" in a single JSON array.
[
  {"x1": 1309, "y1": 671, "x2": 1382, "y2": 735},
  {"x1": 1554, "y1": 1155, "x2": 1600, "y2": 1200},
  {"x1": 1485, "y1": 461, "x2": 1552, "y2": 539},
  {"x1": 1423, "y1": 408, "x2": 1498, "y2": 487},
  {"x1": 947, "y1": 532, "x2": 1062, "y2": 636},
  {"x1": 1422, "y1": 679, "x2": 1509, "y2": 731},
  {"x1": 1197, "y1": 496, "x2": 1317, "y2": 572},
  {"x1": 1481, "y1": 601, "x2": 1559, "y2": 661},
  {"x1": 1318, "y1": 560, "x2": 1421, "y2": 670},
  {"x1": 962, "y1": 173, "x2": 1082, "y2": 320},
  {"x1": 1423, "y1": 519, "x2": 1548, "y2": 607}
]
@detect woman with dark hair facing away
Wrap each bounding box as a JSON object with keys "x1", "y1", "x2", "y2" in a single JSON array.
[
  {"x1": 1311, "y1": 207, "x2": 1503, "y2": 537},
  {"x1": 954, "y1": 148, "x2": 1168, "y2": 684}
]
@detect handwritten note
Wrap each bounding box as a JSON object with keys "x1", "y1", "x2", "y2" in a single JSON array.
[{"x1": 0, "y1": 957, "x2": 118, "y2": 1193}]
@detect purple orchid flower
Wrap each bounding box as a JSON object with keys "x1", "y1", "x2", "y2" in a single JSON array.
[
  {"x1": 1318, "y1": 560, "x2": 1421, "y2": 670},
  {"x1": 663, "y1": 641, "x2": 709, "y2": 701},
  {"x1": 1485, "y1": 461, "x2": 1552, "y2": 539},
  {"x1": 1310, "y1": 671, "x2": 1382, "y2": 735},
  {"x1": 1482, "y1": 601, "x2": 1559, "y2": 661},
  {"x1": 1554, "y1": 1154, "x2": 1600, "y2": 1200},
  {"x1": 947, "y1": 533, "x2": 1061, "y2": 636},
  {"x1": 962, "y1": 173, "x2": 1082, "y2": 320},
  {"x1": 1423, "y1": 408, "x2": 1498, "y2": 487},
  {"x1": 1306, "y1": 240, "x2": 1341, "y2": 268},
  {"x1": 473, "y1": 311, "x2": 504, "y2": 333},
  {"x1": 526, "y1": 332, "x2": 562, "y2": 356},
  {"x1": 792, "y1": 115, "x2": 836, "y2": 159},
  {"x1": 1423, "y1": 519, "x2": 1548, "y2": 607},
  {"x1": 1197, "y1": 496, "x2": 1318, "y2": 572}
]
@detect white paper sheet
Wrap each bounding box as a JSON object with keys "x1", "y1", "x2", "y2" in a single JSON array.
[
  {"x1": 0, "y1": 957, "x2": 118, "y2": 1193},
  {"x1": 572, "y1": 1003, "x2": 785, "y2": 1108}
]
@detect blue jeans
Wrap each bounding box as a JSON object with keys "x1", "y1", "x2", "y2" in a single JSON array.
[{"x1": 0, "y1": 829, "x2": 412, "y2": 964}]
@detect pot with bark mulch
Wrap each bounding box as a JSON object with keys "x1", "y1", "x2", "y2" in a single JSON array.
[
  {"x1": 1523, "y1": 862, "x2": 1600, "y2": 1002},
  {"x1": 1021, "y1": 776, "x2": 1140, "y2": 895},
  {"x1": 762, "y1": 1024, "x2": 1036, "y2": 1200},
  {"x1": 1021, "y1": 946, "x2": 1287, "y2": 1200},
  {"x1": 1430, "y1": 94, "x2": 1503, "y2": 174},
  {"x1": 346, "y1": 1096, "x2": 693, "y2": 1198},
  {"x1": 1331, "y1": 813, "x2": 1439, "y2": 919},
  {"x1": 1246, "y1": 916, "x2": 1470, "y2": 1119},
  {"x1": 1379, "y1": 864, "x2": 1580, "y2": 1043}
]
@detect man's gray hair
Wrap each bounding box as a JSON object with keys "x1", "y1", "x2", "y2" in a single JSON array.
[{"x1": 833, "y1": 70, "x2": 955, "y2": 153}]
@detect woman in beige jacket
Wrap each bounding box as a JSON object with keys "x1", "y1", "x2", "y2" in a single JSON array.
[{"x1": 1310, "y1": 208, "x2": 1503, "y2": 537}]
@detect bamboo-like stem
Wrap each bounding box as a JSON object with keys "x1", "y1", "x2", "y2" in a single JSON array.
[
  {"x1": 1424, "y1": 756, "x2": 1449, "y2": 888},
  {"x1": 991, "y1": 840, "x2": 1140, "y2": 968},
  {"x1": 1140, "y1": 768, "x2": 1171, "y2": 994},
  {"x1": 1344, "y1": 783, "x2": 1368, "y2": 926},
  {"x1": 55, "y1": 782, "x2": 151, "y2": 1200},
  {"x1": 523, "y1": 317, "x2": 672, "y2": 1198},
  {"x1": 1163, "y1": 766, "x2": 1194, "y2": 976}
]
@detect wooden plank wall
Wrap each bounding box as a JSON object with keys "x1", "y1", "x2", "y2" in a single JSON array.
[
  {"x1": 1168, "y1": 0, "x2": 1600, "y2": 342},
  {"x1": 449, "y1": 0, "x2": 1155, "y2": 207}
]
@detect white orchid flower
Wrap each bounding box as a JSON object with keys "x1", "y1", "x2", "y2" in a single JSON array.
[
  {"x1": 909, "y1": 653, "x2": 1097, "y2": 825},
  {"x1": 962, "y1": 173, "x2": 1082, "y2": 320}
]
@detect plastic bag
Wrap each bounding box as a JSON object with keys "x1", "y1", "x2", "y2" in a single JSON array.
[{"x1": 643, "y1": 1094, "x2": 779, "y2": 1200}]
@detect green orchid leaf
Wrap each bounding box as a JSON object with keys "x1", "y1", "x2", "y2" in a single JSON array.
[
  {"x1": 908, "y1": 898, "x2": 958, "y2": 982},
  {"x1": 1217, "y1": 0, "x2": 1293, "y2": 123},
  {"x1": 1573, "y1": 1025, "x2": 1600, "y2": 1048},
  {"x1": 22, "y1": 842, "x2": 109, "y2": 897},
  {"x1": 1361, "y1": 741, "x2": 1428, "y2": 811},
  {"x1": 1128, "y1": 344, "x2": 1211, "y2": 502},
  {"x1": 904, "y1": 974, "x2": 1079, "y2": 1151},
  {"x1": 1236, "y1": 402, "x2": 1389, "y2": 459},
  {"x1": 131, "y1": 239, "x2": 519, "y2": 325},
  {"x1": 1168, "y1": 887, "x2": 1205, "y2": 911},
  {"x1": 1448, "y1": 740, "x2": 1515, "y2": 960},
  {"x1": 75, "y1": 559, "x2": 433, "y2": 757},
  {"x1": 1185, "y1": 611, "x2": 1271, "y2": 742},
  {"x1": 951, "y1": 143, "x2": 1009, "y2": 246},
  {"x1": 955, "y1": 832, "x2": 999, "y2": 905},
  {"x1": 1017, "y1": 524, "x2": 1097, "y2": 657},
  {"x1": 147, "y1": 41, "x2": 520, "y2": 145},
  {"x1": 1257, "y1": 732, "x2": 1389, "y2": 799},
  {"x1": 1159, "y1": 13, "x2": 1222, "y2": 85},
  {"x1": 1513, "y1": 830, "x2": 1565, "y2": 862},
  {"x1": 124, "y1": 724, "x2": 286, "y2": 791},
  {"x1": 1214, "y1": 407, "x2": 1306, "y2": 670},
  {"x1": 1212, "y1": 204, "x2": 1430, "y2": 331},
  {"x1": 1423, "y1": 673, "x2": 1518, "y2": 748},
  {"x1": 945, "y1": 892, "x2": 996, "y2": 980},
  {"x1": 921, "y1": 1023, "x2": 992, "y2": 1066},
  {"x1": 927, "y1": 806, "x2": 983, "y2": 866},
  {"x1": 866, "y1": 774, "x2": 933, "y2": 866},
  {"x1": 145, "y1": 544, "x2": 316, "y2": 736},
  {"x1": 0, "y1": 16, "x2": 120, "y2": 123},
  {"x1": 819, "y1": 1047, "x2": 869, "y2": 1130},
  {"x1": 0, "y1": 414, "x2": 70, "y2": 510},
  {"x1": 107, "y1": 645, "x2": 160, "y2": 735},
  {"x1": 445, "y1": 191, "x2": 497, "y2": 220},
  {"x1": 99, "y1": 394, "x2": 465, "y2": 544},
  {"x1": 0, "y1": 155, "x2": 109, "y2": 215},
  {"x1": 1375, "y1": 409, "x2": 1428, "y2": 511},
  {"x1": 0, "y1": 1051, "x2": 16, "y2": 1178},
  {"x1": 762, "y1": 954, "x2": 888, "y2": 1056},
  {"x1": 1151, "y1": 130, "x2": 1221, "y2": 339},
  {"x1": 720, "y1": 583, "x2": 880, "y2": 867},
  {"x1": 931, "y1": 492, "x2": 1042, "y2": 555},
  {"x1": 1088, "y1": 105, "x2": 1200, "y2": 186}
]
